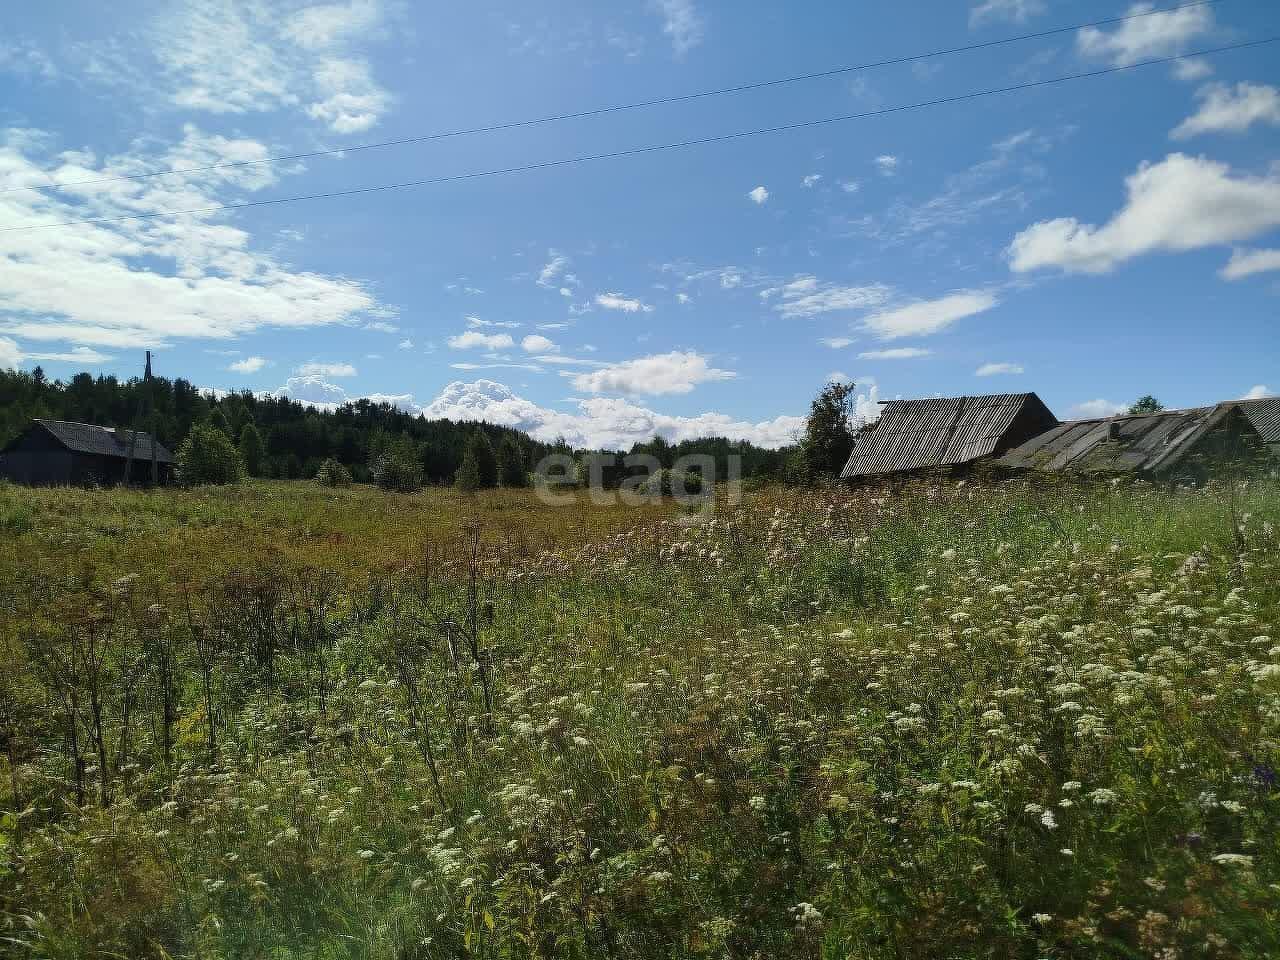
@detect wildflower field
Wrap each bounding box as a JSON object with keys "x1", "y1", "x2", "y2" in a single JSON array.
[{"x1": 1, "y1": 476, "x2": 1279, "y2": 959}]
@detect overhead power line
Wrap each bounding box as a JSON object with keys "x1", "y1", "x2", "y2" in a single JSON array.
[
  {"x1": 5, "y1": 37, "x2": 1274, "y2": 235},
  {"x1": 1, "y1": 0, "x2": 1229, "y2": 197}
]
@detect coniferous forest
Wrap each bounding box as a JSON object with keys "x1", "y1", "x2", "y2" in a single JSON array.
[{"x1": 0, "y1": 366, "x2": 794, "y2": 484}]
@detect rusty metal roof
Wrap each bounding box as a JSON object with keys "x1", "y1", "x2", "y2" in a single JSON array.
[
  {"x1": 1240, "y1": 396, "x2": 1280, "y2": 443},
  {"x1": 996, "y1": 403, "x2": 1255, "y2": 475},
  {"x1": 841, "y1": 392, "x2": 1055, "y2": 478},
  {"x1": 32, "y1": 419, "x2": 174, "y2": 463}
]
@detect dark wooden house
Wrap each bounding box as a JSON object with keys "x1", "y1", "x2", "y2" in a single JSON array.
[
  {"x1": 0, "y1": 419, "x2": 174, "y2": 486},
  {"x1": 996, "y1": 403, "x2": 1268, "y2": 481},
  {"x1": 1239, "y1": 396, "x2": 1280, "y2": 458},
  {"x1": 840, "y1": 392, "x2": 1059, "y2": 480}
]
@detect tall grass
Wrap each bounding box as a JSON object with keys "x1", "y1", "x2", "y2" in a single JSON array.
[{"x1": 1, "y1": 476, "x2": 1278, "y2": 958}]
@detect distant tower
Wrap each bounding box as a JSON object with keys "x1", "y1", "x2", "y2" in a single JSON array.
[{"x1": 144, "y1": 350, "x2": 153, "y2": 382}]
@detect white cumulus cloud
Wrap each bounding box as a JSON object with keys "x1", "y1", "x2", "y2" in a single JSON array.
[
  {"x1": 0, "y1": 126, "x2": 387, "y2": 350},
  {"x1": 1068, "y1": 399, "x2": 1128, "y2": 419},
  {"x1": 421, "y1": 379, "x2": 801, "y2": 450},
  {"x1": 1242, "y1": 385, "x2": 1273, "y2": 400},
  {"x1": 748, "y1": 185, "x2": 769, "y2": 205},
  {"x1": 1076, "y1": 2, "x2": 1214, "y2": 67},
  {"x1": 568, "y1": 350, "x2": 735, "y2": 396},
  {"x1": 521, "y1": 334, "x2": 556, "y2": 353},
  {"x1": 230, "y1": 356, "x2": 267, "y2": 373},
  {"x1": 0, "y1": 336, "x2": 21, "y2": 369},
  {"x1": 1008, "y1": 154, "x2": 1280, "y2": 274}
]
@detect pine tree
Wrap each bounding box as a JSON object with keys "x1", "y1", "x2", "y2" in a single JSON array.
[
  {"x1": 497, "y1": 435, "x2": 527, "y2": 487},
  {"x1": 238, "y1": 422, "x2": 265, "y2": 477}
]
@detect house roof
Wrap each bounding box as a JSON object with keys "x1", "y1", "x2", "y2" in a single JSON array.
[
  {"x1": 996, "y1": 403, "x2": 1256, "y2": 475},
  {"x1": 28, "y1": 419, "x2": 174, "y2": 464},
  {"x1": 1239, "y1": 396, "x2": 1280, "y2": 443},
  {"x1": 840, "y1": 392, "x2": 1055, "y2": 478}
]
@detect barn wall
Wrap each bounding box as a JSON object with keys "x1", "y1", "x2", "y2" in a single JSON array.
[
  {"x1": 0, "y1": 450, "x2": 75, "y2": 485},
  {"x1": 998, "y1": 401, "x2": 1061, "y2": 457}
]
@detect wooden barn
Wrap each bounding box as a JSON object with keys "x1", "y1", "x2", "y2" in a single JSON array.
[
  {"x1": 996, "y1": 403, "x2": 1268, "y2": 482},
  {"x1": 840, "y1": 392, "x2": 1059, "y2": 480},
  {"x1": 0, "y1": 419, "x2": 173, "y2": 487}
]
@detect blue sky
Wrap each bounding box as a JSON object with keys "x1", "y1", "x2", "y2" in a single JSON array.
[{"x1": 1, "y1": 0, "x2": 1277, "y2": 448}]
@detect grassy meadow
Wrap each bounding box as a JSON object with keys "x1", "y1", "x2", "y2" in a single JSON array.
[{"x1": 1, "y1": 475, "x2": 1279, "y2": 958}]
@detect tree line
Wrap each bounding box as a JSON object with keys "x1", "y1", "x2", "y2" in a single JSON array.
[{"x1": 0, "y1": 366, "x2": 819, "y2": 488}]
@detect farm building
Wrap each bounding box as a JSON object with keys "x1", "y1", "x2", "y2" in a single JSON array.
[
  {"x1": 1239, "y1": 396, "x2": 1280, "y2": 457},
  {"x1": 0, "y1": 419, "x2": 173, "y2": 487},
  {"x1": 996, "y1": 403, "x2": 1268, "y2": 481},
  {"x1": 840, "y1": 392, "x2": 1059, "y2": 480}
]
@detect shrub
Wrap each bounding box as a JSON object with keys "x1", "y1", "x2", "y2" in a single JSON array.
[
  {"x1": 455, "y1": 446, "x2": 481, "y2": 492},
  {"x1": 315, "y1": 458, "x2": 352, "y2": 487},
  {"x1": 175, "y1": 423, "x2": 243, "y2": 486},
  {"x1": 370, "y1": 437, "x2": 423, "y2": 492}
]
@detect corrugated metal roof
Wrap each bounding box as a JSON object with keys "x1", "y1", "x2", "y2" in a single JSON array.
[
  {"x1": 997, "y1": 403, "x2": 1254, "y2": 475},
  {"x1": 841, "y1": 393, "x2": 1054, "y2": 478},
  {"x1": 1240, "y1": 396, "x2": 1280, "y2": 443},
  {"x1": 34, "y1": 420, "x2": 174, "y2": 463}
]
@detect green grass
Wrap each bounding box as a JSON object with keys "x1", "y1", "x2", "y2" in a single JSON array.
[{"x1": 1, "y1": 475, "x2": 1278, "y2": 958}]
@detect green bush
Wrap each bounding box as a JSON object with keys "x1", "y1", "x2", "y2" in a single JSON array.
[
  {"x1": 370, "y1": 437, "x2": 423, "y2": 492},
  {"x1": 175, "y1": 422, "x2": 243, "y2": 486},
  {"x1": 315, "y1": 458, "x2": 352, "y2": 487}
]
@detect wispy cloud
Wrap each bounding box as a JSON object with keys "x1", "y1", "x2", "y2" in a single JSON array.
[
  {"x1": 298, "y1": 361, "x2": 356, "y2": 377},
  {"x1": 1171, "y1": 82, "x2": 1280, "y2": 140},
  {"x1": 1220, "y1": 248, "x2": 1280, "y2": 280},
  {"x1": 861, "y1": 291, "x2": 999, "y2": 340},
  {"x1": 975, "y1": 361, "x2": 1024, "y2": 376},
  {"x1": 448, "y1": 331, "x2": 515, "y2": 350},
  {"x1": 651, "y1": 0, "x2": 704, "y2": 55},
  {"x1": 595, "y1": 292, "x2": 655, "y2": 313},
  {"x1": 858, "y1": 347, "x2": 931, "y2": 360}
]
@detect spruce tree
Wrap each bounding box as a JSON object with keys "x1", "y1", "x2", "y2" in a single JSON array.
[
  {"x1": 468, "y1": 431, "x2": 499, "y2": 489},
  {"x1": 455, "y1": 446, "x2": 481, "y2": 492},
  {"x1": 238, "y1": 422, "x2": 265, "y2": 477},
  {"x1": 497, "y1": 435, "x2": 527, "y2": 487},
  {"x1": 209, "y1": 407, "x2": 232, "y2": 438}
]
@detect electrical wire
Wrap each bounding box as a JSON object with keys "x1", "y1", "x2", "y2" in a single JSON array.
[
  {"x1": 0, "y1": 0, "x2": 1231, "y2": 196},
  {"x1": 4, "y1": 36, "x2": 1274, "y2": 234}
]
